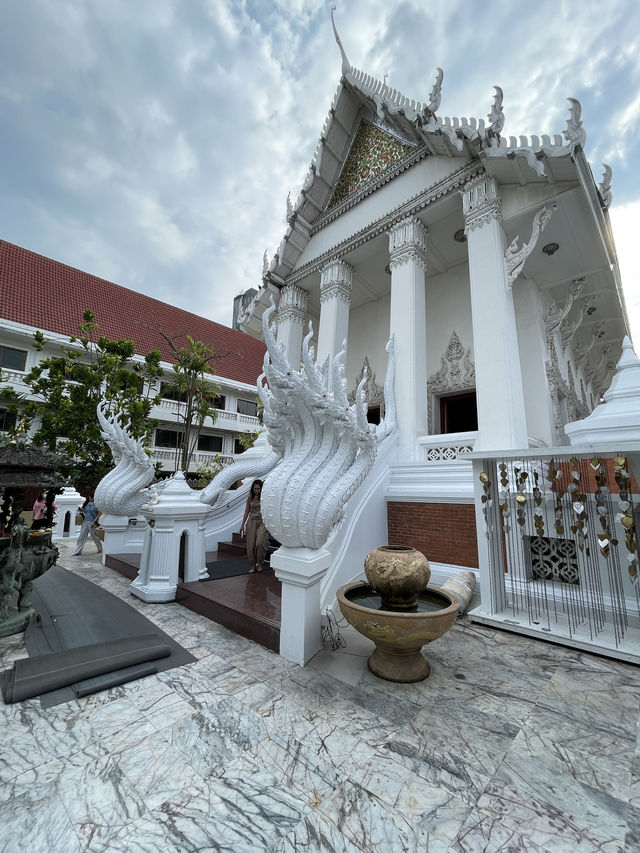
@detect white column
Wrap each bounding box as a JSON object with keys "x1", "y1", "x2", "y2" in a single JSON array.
[
  {"x1": 462, "y1": 176, "x2": 528, "y2": 450},
  {"x1": 277, "y1": 284, "x2": 308, "y2": 368},
  {"x1": 317, "y1": 259, "x2": 352, "y2": 384},
  {"x1": 388, "y1": 215, "x2": 428, "y2": 460}
]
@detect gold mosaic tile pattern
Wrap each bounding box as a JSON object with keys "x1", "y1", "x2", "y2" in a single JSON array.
[{"x1": 328, "y1": 121, "x2": 412, "y2": 209}]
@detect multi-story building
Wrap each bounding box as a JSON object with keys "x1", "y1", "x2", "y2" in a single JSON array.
[{"x1": 0, "y1": 240, "x2": 266, "y2": 475}]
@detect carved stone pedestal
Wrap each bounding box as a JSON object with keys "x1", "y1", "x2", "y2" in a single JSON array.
[{"x1": 272, "y1": 546, "x2": 331, "y2": 665}]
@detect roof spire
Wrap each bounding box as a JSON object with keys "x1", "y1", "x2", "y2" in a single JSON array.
[{"x1": 330, "y1": 5, "x2": 351, "y2": 76}]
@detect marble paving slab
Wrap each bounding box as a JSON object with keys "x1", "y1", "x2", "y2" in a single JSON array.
[{"x1": 3, "y1": 540, "x2": 640, "y2": 852}]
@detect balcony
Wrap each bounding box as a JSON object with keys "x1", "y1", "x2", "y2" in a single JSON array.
[{"x1": 154, "y1": 400, "x2": 259, "y2": 432}]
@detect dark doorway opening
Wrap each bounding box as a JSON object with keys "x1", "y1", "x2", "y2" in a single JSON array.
[
  {"x1": 179, "y1": 532, "x2": 187, "y2": 581},
  {"x1": 367, "y1": 406, "x2": 381, "y2": 425},
  {"x1": 440, "y1": 392, "x2": 478, "y2": 434}
]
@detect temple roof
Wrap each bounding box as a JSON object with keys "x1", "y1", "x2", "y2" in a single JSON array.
[
  {"x1": 253, "y1": 9, "x2": 612, "y2": 299},
  {"x1": 0, "y1": 240, "x2": 266, "y2": 387}
]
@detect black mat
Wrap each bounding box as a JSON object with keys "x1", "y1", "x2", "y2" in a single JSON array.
[
  {"x1": 204, "y1": 556, "x2": 252, "y2": 580},
  {"x1": 1, "y1": 564, "x2": 196, "y2": 707}
]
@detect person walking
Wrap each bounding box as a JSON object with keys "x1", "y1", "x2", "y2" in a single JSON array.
[
  {"x1": 73, "y1": 496, "x2": 102, "y2": 556},
  {"x1": 239, "y1": 479, "x2": 268, "y2": 573}
]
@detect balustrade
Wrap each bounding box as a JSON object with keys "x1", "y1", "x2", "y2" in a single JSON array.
[{"x1": 470, "y1": 445, "x2": 640, "y2": 662}]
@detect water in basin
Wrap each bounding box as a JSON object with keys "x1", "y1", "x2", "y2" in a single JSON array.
[{"x1": 345, "y1": 585, "x2": 450, "y2": 613}]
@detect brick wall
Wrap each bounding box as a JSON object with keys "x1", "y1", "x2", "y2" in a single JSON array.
[{"x1": 387, "y1": 501, "x2": 478, "y2": 568}]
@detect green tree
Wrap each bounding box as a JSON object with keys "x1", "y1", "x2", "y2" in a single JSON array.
[
  {"x1": 12, "y1": 310, "x2": 163, "y2": 489},
  {"x1": 159, "y1": 335, "x2": 222, "y2": 472}
]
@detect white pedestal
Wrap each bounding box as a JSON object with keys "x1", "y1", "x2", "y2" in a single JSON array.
[
  {"x1": 272, "y1": 545, "x2": 332, "y2": 665},
  {"x1": 100, "y1": 514, "x2": 147, "y2": 566}
]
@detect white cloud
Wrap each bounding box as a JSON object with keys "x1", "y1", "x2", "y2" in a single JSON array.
[{"x1": 0, "y1": 0, "x2": 639, "y2": 331}]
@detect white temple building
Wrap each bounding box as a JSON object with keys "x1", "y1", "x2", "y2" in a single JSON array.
[{"x1": 236, "y1": 16, "x2": 629, "y2": 579}]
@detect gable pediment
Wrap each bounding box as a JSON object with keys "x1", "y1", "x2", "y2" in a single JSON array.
[{"x1": 328, "y1": 120, "x2": 414, "y2": 210}]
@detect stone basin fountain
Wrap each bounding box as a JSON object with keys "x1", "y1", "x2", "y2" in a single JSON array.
[{"x1": 337, "y1": 545, "x2": 459, "y2": 682}]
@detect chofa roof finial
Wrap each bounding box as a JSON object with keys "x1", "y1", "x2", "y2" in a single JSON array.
[{"x1": 330, "y1": 5, "x2": 351, "y2": 76}]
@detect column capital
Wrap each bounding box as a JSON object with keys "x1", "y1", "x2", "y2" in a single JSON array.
[
  {"x1": 462, "y1": 175, "x2": 503, "y2": 233},
  {"x1": 278, "y1": 283, "x2": 308, "y2": 326},
  {"x1": 320, "y1": 258, "x2": 352, "y2": 304},
  {"x1": 388, "y1": 216, "x2": 427, "y2": 271}
]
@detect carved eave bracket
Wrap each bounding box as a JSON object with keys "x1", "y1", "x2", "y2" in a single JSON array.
[
  {"x1": 543, "y1": 278, "x2": 586, "y2": 350},
  {"x1": 505, "y1": 203, "x2": 555, "y2": 291}
]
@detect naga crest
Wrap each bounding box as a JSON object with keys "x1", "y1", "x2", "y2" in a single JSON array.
[
  {"x1": 94, "y1": 400, "x2": 157, "y2": 516},
  {"x1": 257, "y1": 298, "x2": 395, "y2": 549}
]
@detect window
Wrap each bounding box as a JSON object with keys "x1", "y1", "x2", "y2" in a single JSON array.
[
  {"x1": 160, "y1": 382, "x2": 187, "y2": 403},
  {"x1": 0, "y1": 409, "x2": 17, "y2": 432},
  {"x1": 213, "y1": 395, "x2": 226, "y2": 410},
  {"x1": 197, "y1": 434, "x2": 223, "y2": 453},
  {"x1": 154, "y1": 428, "x2": 182, "y2": 448},
  {"x1": 234, "y1": 438, "x2": 245, "y2": 455},
  {"x1": 237, "y1": 398, "x2": 257, "y2": 417},
  {"x1": 367, "y1": 406, "x2": 381, "y2": 425},
  {"x1": 0, "y1": 346, "x2": 27, "y2": 372}
]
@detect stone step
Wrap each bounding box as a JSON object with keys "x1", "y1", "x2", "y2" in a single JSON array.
[
  {"x1": 177, "y1": 570, "x2": 281, "y2": 653},
  {"x1": 105, "y1": 552, "x2": 281, "y2": 654},
  {"x1": 218, "y1": 540, "x2": 246, "y2": 556}
]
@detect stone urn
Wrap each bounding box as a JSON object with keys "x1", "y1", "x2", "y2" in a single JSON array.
[
  {"x1": 338, "y1": 544, "x2": 459, "y2": 682},
  {"x1": 364, "y1": 545, "x2": 430, "y2": 610}
]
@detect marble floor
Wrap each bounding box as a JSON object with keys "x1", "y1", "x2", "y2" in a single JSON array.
[{"x1": 2, "y1": 540, "x2": 640, "y2": 852}]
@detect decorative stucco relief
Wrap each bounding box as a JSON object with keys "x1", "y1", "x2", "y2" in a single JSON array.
[
  {"x1": 388, "y1": 216, "x2": 427, "y2": 271},
  {"x1": 278, "y1": 283, "x2": 308, "y2": 327},
  {"x1": 426, "y1": 330, "x2": 475, "y2": 433},
  {"x1": 320, "y1": 259, "x2": 353, "y2": 304},
  {"x1": 461, "y1": 175, "x2": 502, "y2": 233}
]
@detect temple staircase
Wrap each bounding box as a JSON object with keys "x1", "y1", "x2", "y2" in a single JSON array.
[{"x1": 106, "y1": 527, "x2": 282, "y2": 653}]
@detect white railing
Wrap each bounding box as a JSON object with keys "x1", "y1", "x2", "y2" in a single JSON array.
[
  {"x1": 418, "y1": 431, "x2": 478, "y2": 462},
  {"x1": 151, "y1": 449, "x2": 234, "y2": 468},
  {"x1": 154, "y1": 400, "x2": 259, "y2": 431},
  {"x1": 470, "y1": 444, "x2": 640, "y2": 663}
]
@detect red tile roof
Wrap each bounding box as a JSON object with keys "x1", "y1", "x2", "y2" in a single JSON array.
[{"x1": 0, "y1": 240, "x2": 265, "y2": 386}]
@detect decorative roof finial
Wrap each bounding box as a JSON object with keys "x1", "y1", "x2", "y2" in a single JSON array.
[
  {"x1": 330, "y1": 5, "x2": 351, "y2": 76},
  {"x1": 599, "y1": 164, "x2": 612, "y2": 211},
  {"x1": 286, "y1": 191, "x2": 293, "y2": 220},
  {"x1": 428, "y1": 68, "x2": 443, "y2": 114},
  {"x1": 487, "y1": 86, "x2": 504, "y2": 139},
  {"x1": 262, "y1": 250, "x2": 269, "y2": 278},
  {"x1": 564, "y1": 97, "x2": 586, "y2": 149}
]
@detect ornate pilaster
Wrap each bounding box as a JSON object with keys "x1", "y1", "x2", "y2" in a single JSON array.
[
  {"x1": 462, "y1": 175, "x2": 528, "y2": 450},
  {"x1": 388, "y1": 215, "x2": 428, "y2": 459},
  {"x1": 388, "y1": 216, "x2": 427, "y2": 271},
  {"x1": 317, "y1": 258, "x2": 353, "y2": 383},
  {"x1": 462, "y1": 175, "x2": 502, "y2": 234},
  {"x1": 277, "y1": 283, "x2": 308, "y2": 367}
]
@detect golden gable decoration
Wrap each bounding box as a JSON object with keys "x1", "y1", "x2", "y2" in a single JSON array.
[{"x1": 328, "y1": 121, "x2": 412, "y2": 209}]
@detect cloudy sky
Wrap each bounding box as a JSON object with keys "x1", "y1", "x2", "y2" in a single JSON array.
[{"x1": 2, "y1": 0, "x2": 640, "y2": 338}]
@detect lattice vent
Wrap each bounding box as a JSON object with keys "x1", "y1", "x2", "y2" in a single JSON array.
[{"x1": 526, "y1": 535, "x2": 579, "y2": 585}]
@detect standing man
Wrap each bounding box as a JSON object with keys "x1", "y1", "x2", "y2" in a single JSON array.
[{"x1": 73, "y1": 496, "x2": 102, "y2": 556}]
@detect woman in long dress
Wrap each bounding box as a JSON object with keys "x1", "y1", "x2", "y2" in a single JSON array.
[{"x1": 239, "y1": 479, "x2": 268, "y2": 573}]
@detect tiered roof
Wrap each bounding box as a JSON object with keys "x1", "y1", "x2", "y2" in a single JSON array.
[{"x1": 0, "y1": 240, "x2": 266, "y2": 386}]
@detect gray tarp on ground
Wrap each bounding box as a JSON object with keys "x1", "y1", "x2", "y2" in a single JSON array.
[{"x1": 1, "y1": 563, "x2": 196, "y2": 706}]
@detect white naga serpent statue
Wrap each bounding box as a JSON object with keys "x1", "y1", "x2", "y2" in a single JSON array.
[
  {"x1": 201, "y1": 297, "x2": 396, "y2": 551},
  {"x1": 94, "y1": 400, "x2": 158, "y2": 516}
]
